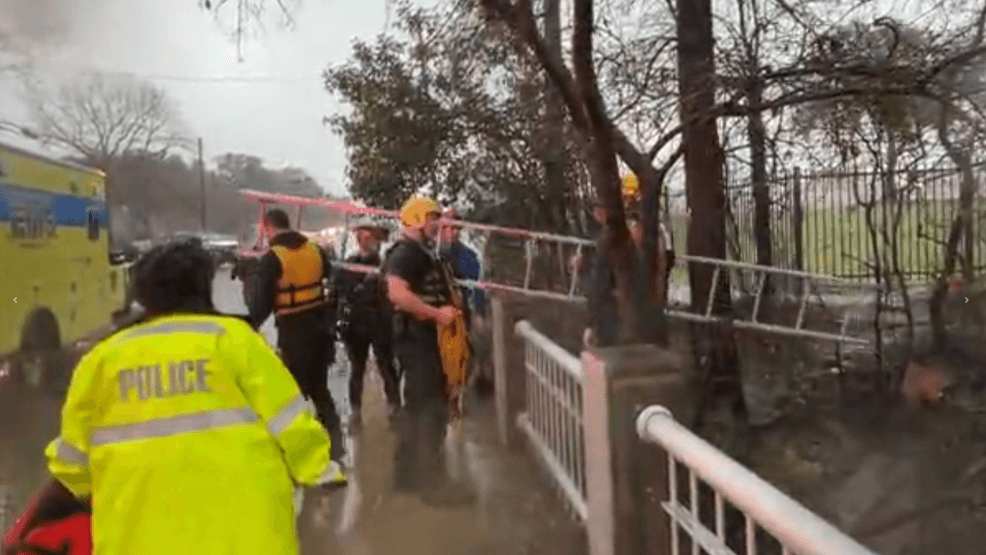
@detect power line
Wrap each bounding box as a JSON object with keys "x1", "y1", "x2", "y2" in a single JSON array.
[{"x1": 93, "y1": 69, "x2": 314, "y2": 83}]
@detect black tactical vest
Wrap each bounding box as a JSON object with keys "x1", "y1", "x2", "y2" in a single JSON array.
[{"x1": 383, "y1": 238, "x2": 454, "y2": 334}]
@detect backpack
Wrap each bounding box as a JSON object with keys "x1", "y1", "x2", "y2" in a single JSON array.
[{"x1": 3, "y1": 481, "x2": 92, "y2": 555}]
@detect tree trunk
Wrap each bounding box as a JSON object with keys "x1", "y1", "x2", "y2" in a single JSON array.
[
  {"x1": 932, "y1": 93, "x2": 975, "y2": 352},
  {"x1": 541, "y1": 0, "x2": 570, "y2": 287},
  {"x1": 542, "y1": 0, "x2": 569, "y2": 235},
  {"x1": 748, "y1": 79, "x2": 772, "y2": 273},
  {"x1": 479, "y1": 0, "x2": 665, "y2": 344},
  {"x1": 676, "y1": 0, "x2": 748, "y2": 431},
  {"x1": 736, "y1": 0, "x2": 770, "y2": 277}
]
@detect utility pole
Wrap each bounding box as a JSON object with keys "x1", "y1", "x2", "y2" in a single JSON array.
[{"x1": 198, "y1": 137, "x2": 207, "y2": 231}]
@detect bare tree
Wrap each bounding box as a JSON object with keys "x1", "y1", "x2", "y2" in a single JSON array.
[{"x1": 23, "y1": 72, "x2": 191, "y2": 170}]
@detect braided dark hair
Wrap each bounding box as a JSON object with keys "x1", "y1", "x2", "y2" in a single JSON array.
[{"x1": 132, "y1": 239, "x2": 215, "y2": 315}]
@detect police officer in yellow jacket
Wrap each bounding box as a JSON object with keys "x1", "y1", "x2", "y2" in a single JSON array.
[
  {"x1": 248, "y1": 208, "x2": 345, "y2": 466},
  {"x1": 45, "y1": 239, "x2": 346, "y2": 555}
]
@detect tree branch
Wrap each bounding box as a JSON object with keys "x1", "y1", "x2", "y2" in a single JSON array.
[
  {"x1": 647, "y1": 82, "x2": 946, "y2": 161},
  {"x1": 479, "y1": 0, "x2": 590, "y2": 133}
]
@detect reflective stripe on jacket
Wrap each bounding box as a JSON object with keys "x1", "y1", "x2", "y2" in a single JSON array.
[
  {"x1": 45, "y1": 314, "x2": 332, "y2": 555},
  {"x1": 271, "y1": 242, "x2": 326, "y2": 315}
]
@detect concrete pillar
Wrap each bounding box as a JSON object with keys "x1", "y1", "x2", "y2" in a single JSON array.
[
  {"x1": 582, "y1": 345, "x2": 686, "y2": 555},
  {"x1": 491, "y1": 294, "x2": 526, "y2": 446}
]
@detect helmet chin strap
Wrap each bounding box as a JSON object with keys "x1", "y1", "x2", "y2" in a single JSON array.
[{"x1": 402, "y1": 226, "x2": 426, "y2": 243}]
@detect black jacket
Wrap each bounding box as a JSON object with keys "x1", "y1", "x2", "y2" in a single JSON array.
[
  {"x1": 587, "y1": 236, "x2": 663, "y2": 347},
  {"x1": 336, "y1": 251, "x2": 391, "y2": 330},
  {"x1": 335, "y1": 251, "x2": 383, "y2": 308},
  {"x1": 248, "y1": 231, "x2": 335, "y2": 331}
]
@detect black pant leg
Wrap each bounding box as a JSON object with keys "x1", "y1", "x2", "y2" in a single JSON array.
[
  {"x1": 345, "y1": 334, "x2": 371, "y2": 411},
  {"x1": 309, "y1": 331, "x2": 344, "y2": 460},
  {"x1": 370, "y1": 324, "x2": 401, "y2": 407},
  {"x1": 392, "y1": 326, "x2": 449, "y2": 493},
  {"x1": 279, "y1": 325, "x2": 344, "y2": 460}
]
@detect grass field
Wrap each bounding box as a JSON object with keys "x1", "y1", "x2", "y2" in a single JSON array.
[{"x1": 666, "y1": 197, "x2": 986, "y2": 282}]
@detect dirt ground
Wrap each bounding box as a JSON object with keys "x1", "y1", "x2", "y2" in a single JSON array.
[
  {"x1": 516, "y1": 285, "x2": 986, "y2": 555},
  {"x1": 720, "y1": 322, "x2": 986, "y2": 555}
]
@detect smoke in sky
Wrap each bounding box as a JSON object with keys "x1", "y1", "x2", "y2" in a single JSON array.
[{"x1": 0, "y1": 0, "x2": 76, "y2": 59}]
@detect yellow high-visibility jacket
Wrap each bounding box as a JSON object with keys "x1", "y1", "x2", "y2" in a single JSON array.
[{"x1": 45, "y1": 313, "x2": 333, "y2": 555}]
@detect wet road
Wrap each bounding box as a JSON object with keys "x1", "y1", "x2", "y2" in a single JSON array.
[{"x1": 1, "y1": 268, "x2": 587, "y2": 555}]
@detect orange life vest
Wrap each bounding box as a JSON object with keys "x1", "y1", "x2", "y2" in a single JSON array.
[{"x1": 270, "y1": 242, "x2": 326, "y2": 315}]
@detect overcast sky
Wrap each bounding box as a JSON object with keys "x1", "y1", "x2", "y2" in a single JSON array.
[{"x1": 0, "y1": 0, "x2": 441, "y2": 196}]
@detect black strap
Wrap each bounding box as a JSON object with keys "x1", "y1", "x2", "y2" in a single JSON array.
[
  {"x1": 395, "y1": 238, "x2": 457, "y2": 296},
  {"x1": 274, "y1": 279, "x2": 324, "y2": 294},
  {"x1": 274, "y1": 279, "x2": 325, "y2": 310},
  {"x1": 271, "y1": 241, "x2": 329, "y2": 307},
  {"x1": 4, "y1": 541, "x2": 69, "y2": 555}
]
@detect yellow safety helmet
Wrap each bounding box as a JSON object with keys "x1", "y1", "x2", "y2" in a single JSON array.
[
  {"x1": 400, "y1": 195, "x2": 441, "y2": 228},
  {"x1": 621, "y1": 173, "x2": 641, "y2": 202},
  {"x1": 621, "y1": 173, "x2": 643, "y2": 221}
]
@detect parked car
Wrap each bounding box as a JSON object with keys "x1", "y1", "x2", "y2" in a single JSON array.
[
  {"x1": 132, "y1": 239, "x2": 154, "y2": 254},
  {"x1": 201, "y1": 233, "x2": 239, "y2": 266},
  {"x1": 166, "y1": 231, "x2": 239, "y2": 266},
  {"x1": 168, "y1": 230, "x2": 204, "y2": 246}
]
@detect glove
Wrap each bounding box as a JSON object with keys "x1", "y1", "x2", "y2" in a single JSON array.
[{"x1": 582, "y1": 327, "x2": 597, "y2": 348}]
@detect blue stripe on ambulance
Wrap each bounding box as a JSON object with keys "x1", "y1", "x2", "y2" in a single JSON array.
[{"x1": 0, "y1": 181, "x2": 108, "y2": 228}]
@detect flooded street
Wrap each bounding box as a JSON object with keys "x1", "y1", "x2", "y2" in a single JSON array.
[
  {"x1": 1, "y1": 267, "x2": 587, "y2": 555},
  {"x1": 212, "y1": 268, "x2": 587, "y2": 555},
  {"x1": 0, "y1": 382, "x2": 61, "y2": 532}
]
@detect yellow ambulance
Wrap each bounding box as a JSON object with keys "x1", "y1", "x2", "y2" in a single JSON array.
[{"x1": 0, "y1": 140, "x2": 132, "y2": 394}]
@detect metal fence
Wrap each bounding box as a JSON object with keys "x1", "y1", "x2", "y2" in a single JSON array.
[
  {"x1": 723, "y1": 165, "x2": 986, "y2": 282},
  {"x1": 514, "y1": 320, "x2": 587, "y2": 521},
  {"x1": 511, "y1": 317, "x2": 878, "y2": 555},
  {"x1": 636, "y1": 406, "x2": 877, "y2": 555}
]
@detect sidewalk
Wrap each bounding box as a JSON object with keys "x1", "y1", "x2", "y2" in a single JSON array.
[
  {"x1": 214, "y1": 269, "x2": 587, "y2": 555},
  {"x1": 299, "y1": 370, "x2": 588, "y2": 555}
]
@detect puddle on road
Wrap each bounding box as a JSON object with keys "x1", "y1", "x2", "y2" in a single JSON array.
[
  {"x1": 300, "y1": 370, "x2": 486, "y2": 555},
  {"x1": 0, "y1": 379, "x2": 68, "y2": 530}
]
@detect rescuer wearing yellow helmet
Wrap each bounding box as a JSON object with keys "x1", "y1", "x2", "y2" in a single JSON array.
[
  {"x1": 45, "y1": 240, "x2": 343, "y2": 555},
  {"x1": 575, "y1": 172, "x2": 676, "y2": 347},
  {"x1": 381, "y1": 195, "x2": 475, "y2": 507},
  {"x1": 248, "y1": 208, "x2": 347, "y2": 476},
  {"x1": 621, "y1": 172, "x2": 641, "y2": 209},
  {"x1": 617, "y1": 173, "x2": 675, "y2": 304},
  {"x1": 619, "y1": 174, "x2": 674, "y2": 275}
]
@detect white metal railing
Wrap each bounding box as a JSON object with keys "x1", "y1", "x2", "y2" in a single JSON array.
[
  {"x1": 635, "y1": 406, "x2": 878, "y2": 555},
  {"x1": 514, "y1": 320, "x2": 587, "y2": 521},
  {"x1": 240, "y1": 188, "x2": 872, "y2": 347}
]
